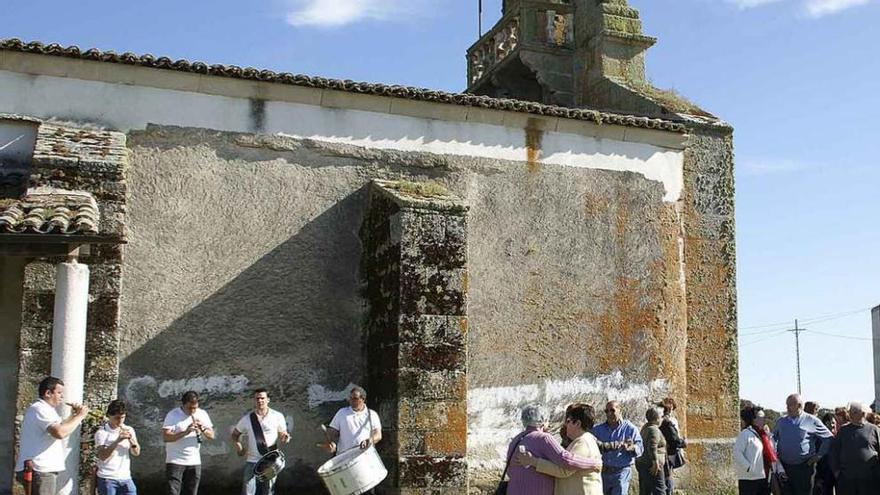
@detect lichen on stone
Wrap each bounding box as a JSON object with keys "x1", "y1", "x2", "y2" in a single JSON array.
[{"x1": 384, "y1": 179, "x2": 450, "y2": 199}]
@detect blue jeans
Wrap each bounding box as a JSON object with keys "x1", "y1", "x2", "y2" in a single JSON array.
[
  {"x1": 97, "y1": 477, "x2": 137, "y2": 495},
  {"x1": 602, "y1": 466, "x2": 632, "y2": 495},
  {"x1": 243, "y1": 462, "x2": 275, "y2": 495}
]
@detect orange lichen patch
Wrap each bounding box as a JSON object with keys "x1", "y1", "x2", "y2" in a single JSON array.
[
  {"x1": 582, "y1": 190, "x2": 610, "y2": 219},
  {"x1": 687, "y1": 413, "x2": 739, "y2": 439},
  {"x1": 425, "y1": 403, "x2": 468, "y2": 455},
  {"x1": 425, "y1": 429, "x2": 467, "y2": 456},
  {"x1": 592, "y1": 189, "x2": 659, "y2": 375},
  {"x1": 525, "y1": 124, "x2": 543, "y2": 174},
  {"x1": 648, "y1": 204, "x2": 689, "y2": 405},
  {"x1": 593, "y1": 276, "x2": 656, "y2": 374},
  {"x1": 399, "y1": 400, "x2": 467, "y2": 431}
]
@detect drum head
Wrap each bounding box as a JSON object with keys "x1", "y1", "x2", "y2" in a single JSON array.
[{"x1": 255, "y1": 450, "x2": 286, "y2": 482}]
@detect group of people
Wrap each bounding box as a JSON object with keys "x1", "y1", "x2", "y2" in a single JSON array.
[
  {"x1": 502, "y1": 398, "x2": 687, "y2": 495},
  {"x1": 15, "y1": 376, "x2": 382, "y2": 495},
  {"x1": 734, "y1": 393, "x2": 880, "y2": 495}
]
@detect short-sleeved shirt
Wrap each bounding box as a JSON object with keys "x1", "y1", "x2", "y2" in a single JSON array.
[
  {"x1": 329, "y1": 407, "x2": 381, "y2": 454},
  {"x1": 15, "y1": 400, "x2": 64, "y2": 473},
  {"x1": 94, "y1": 423, "x2": 137, "y2": 480},
  {"x1": 234, "y1": 409, "x2": 288, "y2": 463},
  {"x1": 162, "y1": 407, "x2": 213, "y2": 466}
]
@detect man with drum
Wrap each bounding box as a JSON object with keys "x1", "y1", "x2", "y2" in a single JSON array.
[
  {"x1": 323, "y1": 386, "x2": 382, "y2": 456},
  {"x1": 231, "y1": 388, "x2": 290, "y2": 495}
]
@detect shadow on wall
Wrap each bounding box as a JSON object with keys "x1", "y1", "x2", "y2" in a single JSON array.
[{"x1": 118, "y1": 188, "x2": 368, "y2": 494}]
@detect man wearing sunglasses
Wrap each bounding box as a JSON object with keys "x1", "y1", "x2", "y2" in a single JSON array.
[{"x1": 592, "y1": 401, "x2": 643, "y2": 495}]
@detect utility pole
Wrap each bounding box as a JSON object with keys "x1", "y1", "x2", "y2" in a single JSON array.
[
  {"x1": 789, "y1": 319, "x2": 806, "y2": 395},
  {"x1": 478, "y1": 0, "x2": 483, "y2": 37}
]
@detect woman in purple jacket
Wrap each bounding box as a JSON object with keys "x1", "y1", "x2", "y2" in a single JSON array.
[{"x1": 505, "y1": 405, "x2": 602, "y2": 495}]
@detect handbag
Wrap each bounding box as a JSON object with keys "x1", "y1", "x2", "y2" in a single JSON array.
[
  {"x1": 769, "y1": 462, "x2": 787, "y2": 495},
  {"x1": 494, "y1": 436, "x2": 524, "y2": 495},
  {"x1": 666, "y1": 448, "x2": 686, "y2": 469},
  {"x1": 769, "y1": 472, "x2": 786, "y2": 495}
]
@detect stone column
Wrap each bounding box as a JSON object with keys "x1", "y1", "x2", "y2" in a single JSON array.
[
  {"x1": 873, "y1": 306, "x2": 880, "y2": 410},
  {"x1": 50, "y1": 258, "x2": 90, "y2": 495},
  {"x1": 361, "y1": 180, "x2": 469, "y2": 495}
]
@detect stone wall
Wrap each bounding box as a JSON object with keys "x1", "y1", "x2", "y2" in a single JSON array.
[
  {"x1": 10, "y1": 123, "x2": 127, "y2": 495},
  {"x1": 679, "y1": 125, "x2": 739, "y2": 492},
  {"x1": 463, "y1": 140, "x2": 690, "y2": 492},
  {"x1": 107, "y1": 124, "x2": 701, "y2": 492},
  {"x1": 362, "y1": 181, "x2": 469, "y2": 495}
]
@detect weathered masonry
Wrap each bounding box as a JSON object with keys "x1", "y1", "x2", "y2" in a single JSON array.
[{"x1": 0, "y1": 1, "x2": 738, "y2": 493}]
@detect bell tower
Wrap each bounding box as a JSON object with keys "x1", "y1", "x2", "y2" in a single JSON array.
[{"x1": 467, "y1": 0, "x2": 661, "y2": 113}]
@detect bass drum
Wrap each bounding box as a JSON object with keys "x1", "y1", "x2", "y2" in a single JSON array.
[{"x1": 317, "y1": 445, "x2": 388, "y2": 495}]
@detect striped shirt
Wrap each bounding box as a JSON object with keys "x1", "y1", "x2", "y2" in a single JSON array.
[{"x1": 505, "y1": 427, "x2": 602, "y2": 495}]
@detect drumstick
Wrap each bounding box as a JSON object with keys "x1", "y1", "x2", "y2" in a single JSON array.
[{"x1": 317, "y1": 424, "x2": 338, "y2": 453}]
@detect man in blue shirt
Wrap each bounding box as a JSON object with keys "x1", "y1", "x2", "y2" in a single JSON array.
[
  {"x1": 592, "y1": 400, "x2": 644, "y2": 495},
  {"x1": 773, "y1": 394, "x2": 833, "y2": 495}
]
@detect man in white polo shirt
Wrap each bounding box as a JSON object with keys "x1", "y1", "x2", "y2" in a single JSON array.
[
  {"x1": 15, "y1": 376, "x2": 89, "y2": 495},
  {"x1": 94, "y1": 399, "x2": 140, "y2": 495},
  {"x1": 325, "y1": 385, "x2": 382, "y2": 455},
  {"x1": 231, "y1": 388, "x2": 290, "y2": 495},
  {"x1": 162, "y1": 391, "x2": 214, "y2": 495}
]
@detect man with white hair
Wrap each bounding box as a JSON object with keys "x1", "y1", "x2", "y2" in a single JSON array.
[
  {"x1": 830, "y1": 401, "x2": 880, "y2": 494},
  {"x1": 773, "y1": 393, "x2": 833, "y2": 495}
]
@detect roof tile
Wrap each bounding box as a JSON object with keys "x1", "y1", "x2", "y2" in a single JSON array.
[{"x1": 0, "y1": 187, "x2": 99, "y2": 235}]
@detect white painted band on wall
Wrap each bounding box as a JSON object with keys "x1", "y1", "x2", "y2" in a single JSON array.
[
  {"x1": 50, "y1": 260, "x2": 90, "y2": 495},
  {"x1": 0, "y1": 70, "x2": 684, "y2": 202},
  {"x1": 467, "y1": 372, "x2": 669, "y2": 470}
]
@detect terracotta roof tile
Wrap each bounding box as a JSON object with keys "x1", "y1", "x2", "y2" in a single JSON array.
[
  {"x1": 0, "y1": 38, "x2": 686, "y2": 133},
  {"x1": 0, "y1": 187, "x2": 99, "y2": 234}
]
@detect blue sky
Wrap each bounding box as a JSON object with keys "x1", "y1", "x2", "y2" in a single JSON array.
[{"x1": 5, "y1": 0, "x2": 878, "y2": 412}]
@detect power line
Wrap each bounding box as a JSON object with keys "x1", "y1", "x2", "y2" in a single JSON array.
[
  {"x1": 739, "y1": 330, "x2": 789, "y2": 347},
  {"x1": 803, "y1": 329, "x2": 879, "y2": 341},
  {"x1": 738, "y1": 306, "x2": 871, "y2": 335}
]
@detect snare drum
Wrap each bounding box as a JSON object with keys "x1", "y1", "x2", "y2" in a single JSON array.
[{"x1": 254, "y1": 450, "x2": 286, "y2": 483}]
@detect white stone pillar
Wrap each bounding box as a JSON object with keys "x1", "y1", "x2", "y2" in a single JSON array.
[
  {"x1": 50, "y1": 259, "x2": 90, "y2": 495},
  {"x1": 873, "y1": 305, "x2": 880, "y2": 412}
]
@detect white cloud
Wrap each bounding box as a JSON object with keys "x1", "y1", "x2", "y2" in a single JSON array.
[
  {"x1": 725, "y1": 0, "x2": 784, "y2": 8},
  {"x1": 805, "y1": 0, "x2": 870, "y2": 16},
  {"x1": 285, "y1": 0, "x2": 432, "y2": 27}
]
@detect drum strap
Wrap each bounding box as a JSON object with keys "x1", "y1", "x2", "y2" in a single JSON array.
[{"x1": 249, "y1": 412, "x2": 277, "y2": 456}]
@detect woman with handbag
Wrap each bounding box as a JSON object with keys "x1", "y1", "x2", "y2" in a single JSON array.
[
  {"x1": 734, "y1": 406, "x2": 782, "y2": 495},
  {"x1": 501, "y1": 405, "x2": 602, "y2": 495},
  {"x1": 658, "y1": 398, "x2": 686, "y2": 495}
]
